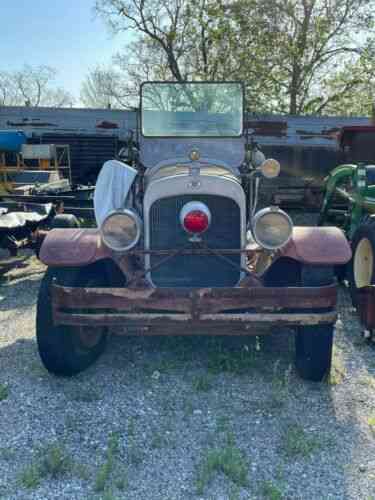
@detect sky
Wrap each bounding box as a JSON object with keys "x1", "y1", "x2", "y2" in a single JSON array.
[{"x1": 0, "y1": 0, "x2": 129, "y2": 104}]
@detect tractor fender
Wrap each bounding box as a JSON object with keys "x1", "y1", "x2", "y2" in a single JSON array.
[
  {"x1": 280, "y1": 226, "x2": 351, "y2": 265},
  {"x1": 39, "y1": 228, "x2": 111, "y2": 267}
]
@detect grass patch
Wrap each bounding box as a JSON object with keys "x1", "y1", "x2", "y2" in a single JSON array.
[
  {"x1": 281, "y1": 425, "x2": 321, "y2": 459},
  {"x1": 115, "y1": 470, "x2": 129, "y2": 491},
  {"x1": 94, "y1": 432, "x2": 120, "y2": 493},
  {"x1": 0, "y1": 447, "x2": 15, "y2": 461},
  {"x1": 270, "y1": 362, "x2": 293, "y2": 408},
  {"x1": 126, "y1": 417, "x2": 145, "y2": 465},
  {"x1": 0, "y1": 383, "x2": 9, "y2": 401},
  {"x1": 19, "y1": 463, "x2": 42, "y2": 489},
  {"x1": 261, "y1": 480, "x2": 283, "y2": 499},
  {"x1": 207, "y1": 341, "x2": 257, "y2": 375},
  {"x1": 196, "y1": 433, "x2": 248, "y2": 495},
  {"x1": 19, "y1": 443, "x2": 71, "y2": 489},
  {"x1": 192, "y1": 374, "x2": 213, "y2": 392}
]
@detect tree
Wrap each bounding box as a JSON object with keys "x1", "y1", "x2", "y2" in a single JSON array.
[
  {"x1": 95, "y1": 0, "x2": 375, "y2": 115},
  {"x1": 322, "y1": 40, "x2": 375, "y2": 116},
  {"x1": 0, "y1": 65, "x2": 74, "y2": 107},
  {"x1": 94, "y1": 0, "x2": 236, "y2": 81},
  {"x1": 231, "y1": 0, "x2": 375, "y2": 114},
  {"x1": 81, "y1": 36, "x2": 175, "y2": 108},
  {"x1": 0, "y1": 72, "x2": 17, "y2": 106}
]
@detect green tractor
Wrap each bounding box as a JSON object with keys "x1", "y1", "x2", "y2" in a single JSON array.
[{"x1": 319, "y1": 126, "x2": 375, "y2": 309}]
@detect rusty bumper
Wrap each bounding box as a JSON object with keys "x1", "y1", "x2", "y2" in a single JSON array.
[{"x1": 52, "y1": 284, "x2": 337, "y2": 334}]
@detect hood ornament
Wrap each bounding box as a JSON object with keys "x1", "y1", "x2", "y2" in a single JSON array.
[{"x1": 189, "y1": 149, "x2": 200, "y2": 161}]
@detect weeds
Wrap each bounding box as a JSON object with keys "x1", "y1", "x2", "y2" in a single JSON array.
[
  {"x1": 0, "y1": 383, "x2": 9, "y2": 401},
  {"x1": 261, "y1": 480, "x2": 283, "y2": 499},
  {"x1": 94, "y1": 432, "x2": 120, "y2": 492},
  {"x1": 127, "y1": 417, "x2": 145, "y2": 465},
  {"x1": 192, "y1": 374, "x2": 213, "y2": 392},
  {"x1": 208, "y1": 341, "x2": 256, "y2": 375},
  {"x1": 196, "y1": 432, "x2": 248, "y2": 495},
  {"x1": 281, "y1": 425, "x2": 321, "y2": 459},
  {"x1": 19, "y1": 443, "x2": 71, "y2": 489},
  {"x1": 0, "y1": 447, "x2": 15, "y2": 461},
  {"x1": 19, "y1": 463, "x2": 42, "y2": 489}
]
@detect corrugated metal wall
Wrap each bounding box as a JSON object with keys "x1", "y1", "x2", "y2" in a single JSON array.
[
  {"x1": 29, "y1": 134, "x2": 118, "y2": 184},
  {"x1": 0, "y1": 105, "x2": 372, "y2": 185}
]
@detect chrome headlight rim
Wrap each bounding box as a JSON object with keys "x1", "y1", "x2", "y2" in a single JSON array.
[
  {"x1": 100, "y1": 208, "x2": 142, "y2": 252},
  {"x1": 252, "y1": 206, "x2": 293, "y2": 250}
]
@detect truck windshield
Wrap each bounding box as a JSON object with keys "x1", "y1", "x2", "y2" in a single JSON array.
[{"x1": 141, "y1": 82, "x2": 243, "y2": 138}]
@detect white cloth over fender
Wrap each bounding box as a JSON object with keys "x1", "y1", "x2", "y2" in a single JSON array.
[{"x1": 94, "y1": 159, "x2": 137, "y2": 227}]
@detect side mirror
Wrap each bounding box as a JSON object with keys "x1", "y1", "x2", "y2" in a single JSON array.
[{"x1": 259, "y1": 158, "x2": 280, "y2": 179}]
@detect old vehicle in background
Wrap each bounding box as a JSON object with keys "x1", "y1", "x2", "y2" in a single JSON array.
[
  {"x1": 37, "y1": 82, "x2": 351, "y2": 381},
  {"x1": 319, "y1": 126, "x2": 375, "y2": 338}
]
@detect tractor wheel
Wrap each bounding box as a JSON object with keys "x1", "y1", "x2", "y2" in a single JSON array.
[
  {"x1": 36, "y1": 264, "x2": 107, "y2": 376},
  {"x1": 295, "y1": 265, "x2": 335, "y2": 382},
  {"x1": 52, "y1": 213, "x2": 80, "y2": 228},
  {"x1": 348, "y1": 222, "x2": 375, "y2": 308}
]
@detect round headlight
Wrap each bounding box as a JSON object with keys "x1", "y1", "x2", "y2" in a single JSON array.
[
  {"x1": 260, "y1": 159, "x2": 280, "y2": 179},
  {"x1": 101, "y1": 209, "x2": 142, "y2": 252},
  {"x1": 252, "y1": 207, "x2": 293, "y2": 250}
]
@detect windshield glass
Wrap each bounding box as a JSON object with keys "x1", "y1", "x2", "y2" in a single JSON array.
[{"x1": 141, "y1": 82, "x2": 243, "y2": 137}]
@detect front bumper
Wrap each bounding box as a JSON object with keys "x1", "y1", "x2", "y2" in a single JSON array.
[{"x1": 52, "y1": 284, "x2": 337, "y2": 335}]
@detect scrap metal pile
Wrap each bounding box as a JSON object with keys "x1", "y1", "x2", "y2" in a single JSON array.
[{"x1": 0, "y1": 130, "x2": 94, "y2": 256}]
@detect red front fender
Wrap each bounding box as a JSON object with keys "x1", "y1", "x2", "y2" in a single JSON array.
[
  {"x1": 39, "y1": 229, "x2": 111, "y2": 267},
  {"x1": 39, "y1": 226, "x2": 351, "y2": 268},
  {"x1": 280, "y1": 226, "x2": 351, "y2": 265}
]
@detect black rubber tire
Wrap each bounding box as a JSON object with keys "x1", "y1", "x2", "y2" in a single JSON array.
[
  {"x1": 36, "y1": 265, "x2": 107, "y2": 376},
  {"x1": 348, "y1": 221, "x2": 375, "y2": 308},
  {"x1": 52, "y1": 214, "x2": 80, "y2": 228},
  {"x1": 295, "y1": 265, "x2": 335, "y2": 382}
]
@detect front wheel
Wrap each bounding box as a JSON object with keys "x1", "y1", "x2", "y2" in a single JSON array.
[
  {"x1": 348, "y1": 222, "x2": 375, "y2": 308},
  {"x1": 36, "y1": 265, "x2": 107, "y2": 376},
  {"x1": 295, "y1": 265, "x2": 335, "y2": 381}
]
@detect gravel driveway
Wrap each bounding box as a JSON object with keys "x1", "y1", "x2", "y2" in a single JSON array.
[{"x1": 1, "y1": 248, "x2": 375, "y2": 500}]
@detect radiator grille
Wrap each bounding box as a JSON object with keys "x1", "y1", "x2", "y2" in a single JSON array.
[{"x1": 149, "y1": 195, "x2": 241, "y2": 287}]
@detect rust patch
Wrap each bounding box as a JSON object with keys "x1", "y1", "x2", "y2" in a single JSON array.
[
  {"x1": 245, "y1": 120, "x2": 287, "y2": 138},
  {"x1": 6, "y1": 119, "x2": 58, "y2": 127},
  {"x1": 96, "y1": 120, "x2": 119, "y2": 129}
]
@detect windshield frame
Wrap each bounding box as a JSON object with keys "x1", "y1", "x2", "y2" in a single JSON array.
[{"x1": 140, "y1": 81, "x2": 245, "y2": 139}]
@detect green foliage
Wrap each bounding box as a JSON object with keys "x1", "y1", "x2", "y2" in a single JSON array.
[
  {"x1": 0, "y1": 384, "x2": 9, "y2": 401},
  {"x1": 19, "y1": 463, "x2": 42, "y2": 489},
  {"x1": 261, "y1": 480, "x2": 283, "y2": 500},
  {"x1": 19, "y1": 443, "x2": 72, "y2": 489},
  {"x1": 281, "y1": 425, "x2": 322, "y2": 458},
  {"x1": 207, "y1": 341, "x2": 256, "y2": 375},
  {"x1": 94, "y1": 432, "x2": 120, "y2": 492},
  {"x1": 94, "y1": 0, "x2": 375, "y2": 115},
  {"x1": 196, "y1": 433, "x2": 248, "y2": 495}
]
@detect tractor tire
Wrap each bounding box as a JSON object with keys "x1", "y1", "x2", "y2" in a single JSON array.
[
  {"x1": 36, "y1": 264, "x2": 107, "y2": 376},
  {"x1": 348, "y1": 221, "x2": 375, "y2": 308},
  {"x1": 295, "y1": 265, "x2": 335, "y2": 382},
  {"x1": 52, "y1": 214, "x2": 80, "y2": 228}
]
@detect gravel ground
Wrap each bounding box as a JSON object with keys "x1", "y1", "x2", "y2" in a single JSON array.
[{"x1": 1, "y1": 230, "x2": 375, "y2": 499}]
